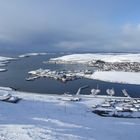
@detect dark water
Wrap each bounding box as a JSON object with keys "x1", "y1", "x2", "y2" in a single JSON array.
[{"x1": 0, "y1": 53, "x2": 140, "y2": 98}]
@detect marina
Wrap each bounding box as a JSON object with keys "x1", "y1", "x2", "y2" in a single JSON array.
[
  {"x1": 60, "y1": 86, "x2": 140, "y2": 118},
  {"x1": 91, "y1": 97, "x2": 140, "y2": 118},
  {"x1": 89, "y1": 88, "x2": 140, "y2": 118}
]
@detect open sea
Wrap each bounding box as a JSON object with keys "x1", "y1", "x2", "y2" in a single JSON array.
[{"x1": 0, "y1": 53, "x2": 140, "y2": 98}]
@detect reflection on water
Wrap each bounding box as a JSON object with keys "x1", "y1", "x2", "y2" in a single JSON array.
[{"x1": 0, "y1": 54, "x2": 139, "y2": 98}]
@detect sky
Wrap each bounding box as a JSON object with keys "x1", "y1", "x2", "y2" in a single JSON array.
[{"x1": 0, "y1": 0, "x2": 140, "y2": 53}]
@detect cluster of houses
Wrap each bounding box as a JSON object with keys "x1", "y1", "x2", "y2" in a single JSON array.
[
  {"x1": 26, "y1": 68, "x2": 93, "y2": 83},
  {"x1": 88, "y1": 60, "x2": 140, "y2": 72}
]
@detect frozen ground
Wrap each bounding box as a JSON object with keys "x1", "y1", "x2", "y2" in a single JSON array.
[
  {"x1": 0, "y1": 87, "x2": 140, "y2": 140},
  {"x1": 50, "y1": 53, "x2": 140, "y2": 63}
]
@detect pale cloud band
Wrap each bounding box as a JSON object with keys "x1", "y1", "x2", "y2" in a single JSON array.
[{"x1": 0, "y1": 0, "x2": 140, "y2": 52}]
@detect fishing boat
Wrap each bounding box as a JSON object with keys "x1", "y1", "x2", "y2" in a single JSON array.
[{"x1": 25, "y1": 76, "x2": 38, "y2": 81}]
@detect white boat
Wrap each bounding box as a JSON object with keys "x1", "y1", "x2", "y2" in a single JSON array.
[
  {"x1": 136, "y1": 99, "x2": 140, "y2": 103},
  {"x1": 115, "y1": 106, "x2": 123, "y2": 111},
  {"x1": 92, "y1": 105, "x2": 97, "y2": 108},
  {"x1": 106, "y1": 88, "x2": 115, "y2": 96},
  {"x1": 25, "y1": 76, "x2": 38, "y2": 81},
  {"x1": 59, "y1": 97, "x2": 81, "y2": 102},
  {"x1": 129, "y1": 108, "x2": 138, "y2": 112},
  {"x1": 70, "y1": 97, "x2": 81, "y2": 101},
  {"x1": 124, "y1": 99, "x2": 131, "y2": 102},
  {"x1": 134, "y1": 104, "x2": 140, "y2": 108},
  {"x1": 101, "y1": 103, "x2": 111, "y2": 107},
  {"x1": 63, "y1": 92, "x2": 73, "y2": 96}
]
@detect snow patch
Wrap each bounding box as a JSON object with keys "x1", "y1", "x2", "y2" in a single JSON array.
[
  {"x1": 33, "y1": 118, "x2": 86, "y2": 129},
  {"x1": 90, "y1": 71, "x2": 140, "y2": 85}
]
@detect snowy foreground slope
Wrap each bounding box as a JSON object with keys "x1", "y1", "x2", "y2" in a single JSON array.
[{"x1": 0, "y1": 88, "x2": 140, "y2": 140}]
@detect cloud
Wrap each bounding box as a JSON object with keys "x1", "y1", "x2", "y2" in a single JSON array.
[
  {"x1": 53, "y1": 23, "x2": 140, "y2": 52},
  {"x1": 115, "y1": 23, "x2": 140, "y2": 51},
  {"x1": 0, "y1": 0, "x2": 140, "y2": 52}
]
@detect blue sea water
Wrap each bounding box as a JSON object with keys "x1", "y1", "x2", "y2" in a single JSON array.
[{"x1": 0, "y1": 53, "x2": 140, "y2": 97}]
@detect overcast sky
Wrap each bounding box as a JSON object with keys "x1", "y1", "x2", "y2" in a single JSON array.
[{"x1": 0, "y1": 0, "x2": 140, "y2": 52}]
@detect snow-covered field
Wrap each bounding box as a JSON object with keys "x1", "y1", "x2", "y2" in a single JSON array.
[
  {"x1": 0, "y1": 87, "x2": 140, "y2": 140},
  {"x1": 50, "y1": 53, "x2": 140, "y2": 63},
  {"x1": 88, "y1": 71, "x2": 140, "y2": 85}
]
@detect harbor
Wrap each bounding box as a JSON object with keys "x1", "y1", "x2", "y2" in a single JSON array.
[
  {"x1": 1, "y1": 85, "x2": 140, "y2": 118},
  {"x1": 91, "y1": 96, "x2": 140, "y2": 118},
  {"x1": 60, "y1": 86, "x2": 140, "y2": 118}
]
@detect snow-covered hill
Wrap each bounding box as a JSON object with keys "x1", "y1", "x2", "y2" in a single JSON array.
[
  {"x1": 50, "y1": 53, "x2": 140, "y2": 63},
  {"x1": 0, "y1": 88, "x2": 140, "y2": 140}
]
